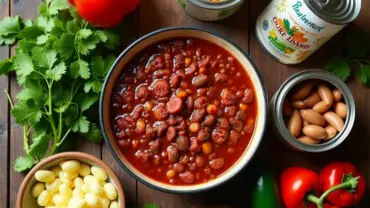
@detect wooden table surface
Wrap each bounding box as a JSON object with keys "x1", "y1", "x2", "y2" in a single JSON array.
[{"x1": 1, "y1": 0, "x2": 370, "y2": 207}]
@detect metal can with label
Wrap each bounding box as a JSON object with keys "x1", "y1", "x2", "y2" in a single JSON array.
[
  {"x1": 256, "y1": 0, "x2": 361, "y2": 64},
  {"x1": 177, "y1": 0, "x2": 244, "y2": 21}
]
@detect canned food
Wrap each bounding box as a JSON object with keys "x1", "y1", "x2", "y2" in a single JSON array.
[
  {"x1": 271, "y1": 70, "x2": 355, "y2": 152},
  {"x1": 178, "y1": 0, "x2": 244, "y2": 21},
  {"x1": 256, "y1": 0, "x2": 361, "y2": 64}
]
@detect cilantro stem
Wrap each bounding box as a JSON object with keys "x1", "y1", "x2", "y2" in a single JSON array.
[
  {"x1": 57, "y1": 128, "x2": 72, "y2": 147},
  {"x1": 57, "y1": 112, "x2": 63, "y2": 140},
  {"x1": 23, "y1": 126, "x2": 30, "y2": 154},
  {"x1": 4, "y1": 90, "x2": 14, "y2": 109}
]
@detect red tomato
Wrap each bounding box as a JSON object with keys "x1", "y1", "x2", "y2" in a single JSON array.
[{"x1": 73, "y1": 0, "x2": 140, "y2": 28}]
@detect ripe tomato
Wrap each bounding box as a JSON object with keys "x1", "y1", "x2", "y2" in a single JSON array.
[{"x1": 73, "y1": 0, "x2": 140, "y2": 28}]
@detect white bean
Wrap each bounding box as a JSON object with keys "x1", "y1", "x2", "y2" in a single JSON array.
[
  {"x1": 35, "y1": 170, "x2": 56, "y2": 183},
  {"x1": 110, "y1": 201, "x2": 119, "y2": 208},
  {"x1": 62, "y1": 160, "x2": 81, "y2": 173},
  {"x1": 91, "y1": 166, "x2": 108, "y2": 181},
  {"x1": 78, "y1": 163, "x2": 91, "y2": 177},
  {"x1": 31, "y1": 182, "x2": 45, "y2": 197},
  {"x1": 103, "y1": 183, "x2": 117, "y2": 200},
  {"x1": 45, "y1": 178, "x2": 62, "y2": 193},
  {"x1": 37, "y1": 190, "x2": 51, "y2": 206},
  {"x1": 85, "y1": 193, "x2": 98, "y2": 206}
]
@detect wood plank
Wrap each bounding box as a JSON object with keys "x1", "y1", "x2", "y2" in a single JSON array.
[
  {"x1": 9, "y1": 1, "x2": 42, "y2": 206},
  {"x1": 101, "y1": 11, "x2": 139, "y2": 208},
  {"x1": 137, "y1": 1, "x2": 249, "y2": 207},
  {"x1": 0, "y1": 0, "x2": 9, "y2": 207}
]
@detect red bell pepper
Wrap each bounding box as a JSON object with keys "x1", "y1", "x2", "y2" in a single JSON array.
[
  {"x1": 280, "y1": 167, "x2": 321, "y2": 208},
  {"x1": 320, "y1": 162, "x2": 366, "y2": 207}
]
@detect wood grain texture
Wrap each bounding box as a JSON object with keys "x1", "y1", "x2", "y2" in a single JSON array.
[
  {"x1": 0, "y1": 0, "x2": 9, "y2": 207},
  {"x1": 101, "y1": 11, "x2": 139, "y2": 208},
  {"x1": 9, "y1": 1, "x2": 42, "y2": 207}
]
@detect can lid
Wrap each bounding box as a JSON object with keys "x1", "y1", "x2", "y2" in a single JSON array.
[
  {"x1": 304, "y1": 0, "x2": 361, "y2": 24},
  {"x1": 189, "y1": 0, "x2": 241, "y2": 9}
]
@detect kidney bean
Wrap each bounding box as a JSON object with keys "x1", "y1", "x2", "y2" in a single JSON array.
[
  {"x1": 300, "y1": 109, "x2": 326, "y2": 126},
  {"x1": 303, "y1": 92, "x2": 321, "y2": 108},
  {"x1": 292, "y1": 101, "x2": 306, "y2": 109},
  {"x1": 132, "y1": 105, "x2": 145, "y2": 119},
  {"x1": 196, "y1": 48, "x2": 202, "y2": 57},
  {"x1": 242, "y1": 88, "x2": 254, "y2": 104},
  {"x1": 225, "y1": 106, "x2": 237, "y2": 117},
  {"x1": 188, "y1": 163, "x2": 196, "y2": 171},
  {"x1": 203, "y1": 115, "x2": 216, "y2": 126},
  {"x1": 216, "y1": 108, "x2": 224, "y2": 117},
  {"x1": 290, "y1": 81, "x2": 313, "y2": 101},
  {"x1": 318, "y1": 84, "x2": 334, "y2": 105},
  {"x1": 244, "y1": 122, "x2": 254, "y2": 134},
  {"x1": 123, "y1": 75, "x2": 135, "y2": 84},
  {"x1": 177, "y1": 69, "x2": 186, "y2": 79},
  {"x1": 116, "y1": 130, "x2": 127, "y2": 140},
  {"x1": 189, "y1": 137, "x2": 201, "y2": 152},
  {"x1": 185, "y1": 62, "x2": 198, "y2": 75},
  {"x1": 197, "y1": 88, "x2": 208, "y2": 97},
  {"x1": 323, "y1": 111, "x2": 344, "y2": 131},
  {"x1": 179, "y1": 171, "x2": 195, "y2": 184},
  {"x1": 145, "y1": 126, "x2": 156, "y2": 139},
  {"x1": 333, "y1": 89, "x2": 342, "y2": 102},
  {"x1": 173, "y1": 40, "x2": 186, "y2": 47},
  {"x1": 194, "y1": 96, "x2": 209, "y2": 109},
  {"x1": 221, "y1": 89, "x2": 236, "y2": 106},
  {"x1": 151, "y1": 79, "x2": 170, "y2": 97},
  {"x1": 166, "y1": 97, "x2": 183, "y2": 114},
  {"x1": 208, "y1": 152, "x2": 216, "y2": 160},
  {"x1": 179, "y1": 155, "x2": 189, "y2": 164},
  {"x1": 166, "y1": 126, "x2": 177, "y2": 142},
  {"x1": 214, "y1": 73, "x2": 228, "y2": 84},
  {"x1": 190, "y1": 109, "x2": 206, "y2": 123},
  {"x1": 174, "y1": 116, "x2": 187, "y2": 130},
  {"x1": 116, "y1": 117, "x2": 128, "y2": 130},
  {"x1": 229, "y1": 130, "x2": 240, "y2": 144},
  {"x1": 151, "y1": 55, "x2": 165, "y2": 70},
  {"x1": 117, "y1": 139, "x2": 130, "y2": 147},
  {"x1": 154, "y1": 121, "x2": 168, "y2": 137},
  {"x1": 135, "y1": 150, "x2": 150, "y2": 163},
  {"x1": 195, "y1": 156, "x2": 205, "y2": 168},
  {"x1": 197, "y1": 127, "x2": 211, "y2": 142},
  {"x1": 176, "y1": 136, "x2": 190, "y2": 152},
  {"x1": 170, "y1": 74, "x2": 181, "y2": 88},
  {"x1": 167, "y1": 146, "x2": 179, "y2": 163},
  {"x1": 192, "y1": 74, "x2": 209, "y2": 87},
  {"x1": 212, "y1": 128, "x2": 229, "y2": 144},
  {"x1": 136, "y1": 67, "x2": 147, "y2": 81},
  {"x1": 288, "y1": 110, "x2": 303, "y2": 137},
  {"x1": 216, "y1": 117, "x2": 230, "y2": 130},
  {"x1": 324, "y1": 125, "x2": 337, "y2": 140},
  {"x1": 236, "y1": 110, "x2": 246, "y2": 120},
  {"x1": 198, "y1": 55, "x2": 211, "y2": 68},
  {"x1": 209, "y1": 158, "x2": 225, "y2": 170},
  {"x1": 303, "y1": 125, "x2": 328, "y2": 140},
  {"x1": 135, "y1": 120, "x2": 146, "y2": 134},
  {"x1": 174, "y1": 163, "x2": 185, "y2": 173},
  {"x1": 121, "y1": 89, "x2": 134, "y2": 104},
  {"x1": 149, "y1": 139, "x2": 161, "y2": 154},
  {"x1": 186, "y1": 96, "x2": 194, "y2": 110},
  {"x1": 153, "y1": 103, "x2": 168, "y2": 120},
  {"x1": 313, "y1": 101, "x2": 332, "y2": 113},
  {"x1": 231, "y1": 118, "x2": 243, "y2": 132},
  {"x1": 334, "y1": 102, "x2": 347, "y2": 119}
]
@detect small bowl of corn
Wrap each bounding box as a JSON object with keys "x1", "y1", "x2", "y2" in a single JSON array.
[{"x1": 17, "y1": 152, "x2": 125, "y2": 208}]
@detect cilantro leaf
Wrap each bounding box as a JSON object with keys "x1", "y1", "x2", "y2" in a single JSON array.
[
  {"x1": 91, "y1": 56, "x2": 105, "y2": 77},
  {"x1": 11, "y1": 101, "x2": 43, "y2": 125},
  {"x1": 72, "y1": 116, "x2": 90, "y2": 133},
  {"x1": 48, "y1": 0, "x2": 69, "y2": 15},
  {"x1": 46, "y1": 61, "x2": 66, "y2": 81},
  {"x1": 103, "y1": 31, "x2": 120, "y2": 49},
  {"x1": 0, "y1": 58, "x2": 13, "y2": 75},
  {"x1": 95, "y1": 30, "x2": 108, "y2": 43},
  {"x1": 14, "y1": 156, "x2": 35, "y2": 172},
  {"x1": 29, "y1": 133, "x2": 51, "y2": 159},
  {"x1": 54, "y1": 34, "x2": 75, "y2": 59},
  {"x1": 22, "y1": 19, "x2": 33, "y2": 27},
  {"x1": 14, "y1": 52, "x2": 35, "y2": 84},
  {"x1": 33, "y1": 48, "x2": 57, "y2": 69},
  {"x1": 36, "y1": 34, "x2": 49, "y2": 45},
  {"x1": 80, "y1": 94, "x2": 99, "y2": 112},
  {"x1": 325, "y1": 57, "x2": 351, "y2": 81},
  {"x1": 18, "y1": 40, "x2": 36, "y2": 53},
  {"x1": 0, "y1": 33, "x2": 18, "y2": 45},
  {"x1": 82, "y1": 122, "x2": 102, "y2": 143},
  {"x1": 19, "y1": 25, "x2": 44, "y2": 39},
  {"x1": 78, "y1": 29, "x2": 92, "y2": 39},
  {"x1": 357, "y1": 64, "x2": 370, "y2": 86},
  {"x1": 16, "y1": 79, "x2": 44, "y2": 102},
  {"x1": 0, "y1": 16, "x2": 21, "y2": 36},
  {"x1": 77, "y1": 34, "x2": 100, "y2": 55},
  {"x1": 36, "y1": 16, "x2": 54, "y2": 32},
  {"x1": 71, "y1": 59, "x2": 90, "y2": 79}
]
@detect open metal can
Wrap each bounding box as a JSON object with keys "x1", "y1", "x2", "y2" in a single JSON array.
[
  {"x1": 271, "y1": 70, "x2": 355, "y2": 152},
  {"x1": 177, "y1": 0, "x2": 244, "y2": 21},
  {"x1": 256, "y1": 0, "x2": 361, "y2": 64}
]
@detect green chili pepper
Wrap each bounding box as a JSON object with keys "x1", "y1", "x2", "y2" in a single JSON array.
[{"x1": 251, "y1": 172, "x2": 282, "y2": 208}]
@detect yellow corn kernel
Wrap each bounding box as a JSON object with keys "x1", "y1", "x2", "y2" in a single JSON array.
[
  {"x1": 35, "y1": 170, "x2": 56, "y2": 183},
  {"x1": 45, "y1": 178, "x2": 62, "y2": 193},
  {"x1": 144, "y1": 101, "x2": 153, "y2": 112},
  {"x1": 185, "y1": 57, "x2": 192, "y2": 66},
  {"x1": 59, "y1": 184, "x2": 72, "y2": 197},
  {"x1": 103, "y1": 183, "x2": 117, "y2": 200},
  {"x1": 239, "y1": 103, "x2": 248, "y2": 111},
  {"x1": 176, "y1": 89, "x2": 187, "y2": 98},
  {"x1": 78, "y1": 163, "x2": 91, "y2": 177},
  {"x1": 202, "y1": 142, "x2": 213, "y2": 155},
  {"x1": 37, "y1": 190, "x2": 51, "y2": 206},
  {"x1": 189, "y1": 123, "x2": 200, "y2": 133},
  {"x1": 91, "y1": 166, "x2": 108, "y2": 181},
  {"x1": 31, "y1": 182, "x2": 45, "y2": 197},
  {"x1": 50, "y1": 166, "x2": 62, "y2": 176},
  {"x1": 90, "y1": 181, "x2": 103, "y2": 195},
  {"x1": 61, "y1": 160, "x2": 81, "y2": 173},
  {"x1": 85, "y1": 193, "x2": 98, "y2": 206},
  {"x1": 110, "y1": 201, "x2": 119, "y2": 208},
  {"x1": 206, "y1": 104, "x2": 217, "y2": 115},
  {"x1": 166, "y1": 170, "x2": 175, "y2": 179}
]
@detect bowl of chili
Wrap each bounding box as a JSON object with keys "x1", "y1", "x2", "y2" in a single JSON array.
[{"x1": 100, "y1": 27, "x2": 267, "y2": 193}]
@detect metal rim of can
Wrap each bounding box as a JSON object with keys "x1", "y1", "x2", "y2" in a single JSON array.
[
  {"x1": 304, "y1": 0, "x2": 362, "y2": 25},
  {"x1": 272, "y1": 70, "x2": 355, "y2": 152},
  {"x1": 189, "y1": 0, "x2": 242, "y2": 10}
]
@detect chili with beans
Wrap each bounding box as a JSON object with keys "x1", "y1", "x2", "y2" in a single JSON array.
[{"x1": 112, "y1": 38, "x2": 257, "y2": 185}]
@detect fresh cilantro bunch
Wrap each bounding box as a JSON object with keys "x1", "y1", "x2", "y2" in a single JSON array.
[
  {"x1": 143, "y1": 204, "x2": 160, "y2": 208},
  {"x1": 325, "y1": 28, "x2": 370, "y2": 86},
  {"x1": 0, "y1": 0, "x2": 120, "y2": 172}
]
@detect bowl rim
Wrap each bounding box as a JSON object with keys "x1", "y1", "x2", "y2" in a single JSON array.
[
  {"x1": 16, "y1": 152, "x2": 125, "y2": 208},
  {"x1": 99, "y1": 26, "x2": 268, "y2": 193}
]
